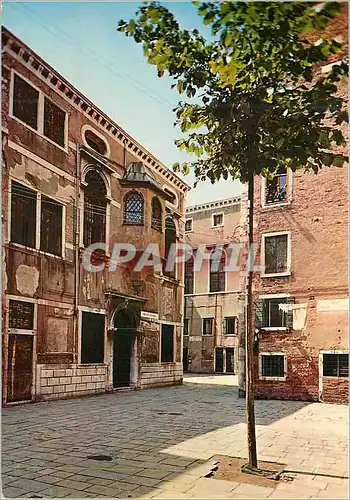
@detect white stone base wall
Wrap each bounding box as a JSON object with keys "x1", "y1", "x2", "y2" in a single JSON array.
[
  {"x1": 140, "y1": 363, "x2": 183, "y2": 389},
  {"x1": 36, "y1": 364, "x2": 107, "y2": 400}
]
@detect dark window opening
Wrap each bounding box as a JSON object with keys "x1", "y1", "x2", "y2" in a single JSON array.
[
  {"x1": 40, "y1": 196, "x2": 63, "y2": 256},
  {"x1": 164, "y1": 217, "x2": 176, "y2": 278},
  {"x1": 161, "y1": 324, "x2": 174, "y2": 362},
  {"x1": 83, "y1": 171, "x2": 107, "y2": 247},
  {"x1": 13, "y1": 74, "x2": 39, "y2": 130},
  {"x1": 266, "y1": 170, "x2": 287, "y2": 204},
  {"x1": 151, "y1": 197, "x2": 162, "y2": 231},
  {"x1": 209, "y1": 249, "x2": 226, "y2": 292},
  {"x1": 256, "y1": 297, "x2": 294, "y2": 329},
  {"x1": 184, "y1": 256, "x2": 194, "y2": 295},
  {"x1": 123, "y1": 191, "x2": 144, "y2": 225},
  {"x1": 81, "y1": 312, "x2": 105, "y2": 364},
  {"x1": 9, "y1": 300, "x2": 34, "y2": 330},
  {"x1": 224, "y1": 316, "x2": 236, "y2": 335},
  {"x1": 11, "y1": 181, "x2": 36, "y2": 248},
  {"x1": 261, "y1": 354, "x2": 285, "y2": 378},
  {"x1": 213, "y1": 213, "x2": 223, "y2": 227},
  {"x1": 203, "y1": 318, "x2": 214, "y2": 336},
  {"x1": 84, "y1": 129, "x2": 108, "y2": 156},
  {"x1": 323, "y1": 354, "x2": 348, "y2": 377},
  {"x1": 185, "y1": 219, "x2": 193, "y2": 232},
  {"x1": 265, "y1": 234, "x2": 288, "y2": 274},
  {"x1": 43, "y1": 97, "x2": 66, "y2": 147},
  {"x1": 183, "y1": 319, "x2": 189, "y2": 336}
]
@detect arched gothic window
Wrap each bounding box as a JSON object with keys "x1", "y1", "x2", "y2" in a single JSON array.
[
  {"x1": 209, "y1": 248, "x2": 226, "y2": 292},
  {"x1": 123, "y1": 191, "x2": 144, "y2": 225},
  {"x1": 151, "y1": 197, "x2": 162, "y2": 231},
  {"x1": 83, "y1": 170, "x2": 107, "y2": 247}
]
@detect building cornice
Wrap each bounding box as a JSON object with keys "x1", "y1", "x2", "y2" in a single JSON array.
[
  {"x1": 186, "y1": 196, "x2": 243, "y2": 215},
  {"x1": 2, "y1": 27, "x2": 190, "y2": 194}
]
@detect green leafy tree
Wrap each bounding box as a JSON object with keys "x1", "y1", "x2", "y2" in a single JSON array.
[{"x1": 118, "y1": 1, "x2": 348, "y2": 468}]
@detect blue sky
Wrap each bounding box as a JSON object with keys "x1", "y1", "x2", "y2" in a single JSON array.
[{"x1": 3, "y1": 1, "x2": 243, "y2": 205}]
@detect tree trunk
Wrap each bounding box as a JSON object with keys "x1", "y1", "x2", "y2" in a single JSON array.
[{"x1": 246, "y1": 172, "x2": 257, "y2": 467}]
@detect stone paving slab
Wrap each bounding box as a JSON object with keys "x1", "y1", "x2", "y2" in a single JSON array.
[{"x1": 2, "y1": 374, "x2": 349, "y2": 499}]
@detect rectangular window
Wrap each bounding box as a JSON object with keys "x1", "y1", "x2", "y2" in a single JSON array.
[
  {"x1": 11, "y1": 181, "x2": 37, "y2": 248},
  {"x1": 43, "y1": 97, "x2": 66, "y2": 147},
  {"x1": 184, "y1": 258, "x2": 194, "y2": 295},
  {"x1": 81, "y1": 312, "x2": 105, "y2": 364},
  {"x1": 213, "y1": 213, "x2": 223, "y2": 227},
  {"x1": 12, "y1": 73, "x2": 66, "y2": 148},
  {"x1": 256, "y1": 297, "x2": 294, "y2": 329},
  {"x1": 323, "y1": 354, "x2": 349, "y2": 377},
  {"x1": 224, "y1": 317, "x2": 236, "y2": 335},
  {"x1": 161, "y1": 324, "x2": 174, "y2": 362},
  {"x1": 183, "y1": 318, "x2": 189, "y2": 336},
  {"x1": 185, "y1": 219, "x2": 193, "y2": 232},
  {"x1": 40, "y1": 196, "x2": 63, "y2": 256},
  {"x1": 264, "y1": 233, "x2": 289, "y2": 274},
  {"x1": 261, "y1": 354, "x2": 285, "y2": 378},
  {"x1": 265, "y1": 170, "x2": 287, "y2": 204},
  {"x1": 13, "y1": 74, "x2": 39, "y2": 130},
  {"x1": 202, "y1": 318, "x2": 214, "y2": 336},
  {"x1": 9, "y1": 300, "x2": 34, "y2": 330}
]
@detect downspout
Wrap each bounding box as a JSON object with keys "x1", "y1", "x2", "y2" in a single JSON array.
[{"x1": 74, "y1": 143, "x2": 81, "y2": 364}]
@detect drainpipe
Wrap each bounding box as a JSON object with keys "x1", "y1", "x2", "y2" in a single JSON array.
[{"x1": 74, "y1": 143, "x2": 81, "y2": 364}]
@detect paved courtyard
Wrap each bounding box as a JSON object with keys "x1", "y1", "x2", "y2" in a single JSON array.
[{"x1": 2, "y1": 375, "x2": 348, "y2": 499}]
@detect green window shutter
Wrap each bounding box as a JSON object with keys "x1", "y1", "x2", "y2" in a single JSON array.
[
  {"x1": 255, "y1": 299, "x2": 264, "y2": 329},
  {"x1": 222, "y1": 318, "x2": 227, "y2": 335},
  {"x1": 285, "y1": 296, "x2": 295, "y2": 329}
]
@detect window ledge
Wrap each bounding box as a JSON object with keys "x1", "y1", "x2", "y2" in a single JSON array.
[
  {"x1": 261, "y1": 202, "x2": 291, "y2": 209},
  {"x1": 259, "y1": 327, "x2": 288, "y2": 332},
  {"x1": 261, "y1": 272, "x2": 291, "y2": 278},
  {"x1": 259, "y1": 376, "x2": 287, "y2": 381},
  {"x1": 8, "y1": 242, "x2": 65, "y2": 260}
]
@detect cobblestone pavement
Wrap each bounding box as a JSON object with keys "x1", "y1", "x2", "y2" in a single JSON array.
[{"x1": 2, "y1": 375, "x2": 348, "y2": 499}]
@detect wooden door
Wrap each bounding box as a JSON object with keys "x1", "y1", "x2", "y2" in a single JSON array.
[
  {"x1": 215, "y1": 347, "x2": 224, "y2": 373},
  {"x1": 7, "y1": 334, "x2": 33, "y2": 402},
  {"x1": 226, "y1": 348, "x2": 235, "y2": 373}
]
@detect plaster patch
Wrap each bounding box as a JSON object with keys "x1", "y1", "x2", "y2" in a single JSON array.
[{"x1": 16, "y1": 265, "x2": 39, "y2": 296}]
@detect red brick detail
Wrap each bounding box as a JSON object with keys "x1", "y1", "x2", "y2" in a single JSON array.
[{"x1": 322, "y1": 377, "x2": 349, "y2": 404}]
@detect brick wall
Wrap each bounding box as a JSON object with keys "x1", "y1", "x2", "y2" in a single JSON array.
[
  {"x1": 36, "y1": 364, "x2": 107, "y2": 401},
  {"x1": 322, "y1": 377, "x2": 349, "y2": 404},
  {"x1": 140, "y1": 363, "x2": 182, "y2": 389}
]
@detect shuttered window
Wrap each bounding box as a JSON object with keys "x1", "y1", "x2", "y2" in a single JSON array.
[{"x1": 255, "y1": 297, "x2": 294, "y2": 329}]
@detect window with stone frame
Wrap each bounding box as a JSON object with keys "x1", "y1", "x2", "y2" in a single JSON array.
[
  {"x1": 255, "y1": 297, "x2": 294, "y2": 329},
  {"x1": 10, "y1": 181, "x2": 36, "y2": 248},
  {"x1": 40, "y1": 196, "x2": 63, "y2": 256},
  {"x1": 261, "y1": 354, "x2": 285, "y2": 378},
  {"x1": 43, "y1": 97, "x2": 65, "y2": 148},
  {"x1": 12, "y1": 73, "x2": 39, "y2": 130},
  {"x1": 265, "y1": 169, "x2": 287, "y2": 204},
  {"x1": 323, "y1": 354, "x2": 349, "y2": 377},
  {"x1": 12, "y1": 74, "x2": 66, "y2": 148},
  {"x1": 83, "y1": 171, "x2": 107, "y2": 247},
  {"x1": 213, "y1": 213, "x2": 224, "y2": 227},
  {"x1": 151, "y1": 197, "x2": 162, "y2": 231},
  {"x1": 264, "y1": 233, "x2": 289, "y2": 274},
  {"x1": 209, "y1": 249, "x2": 226, "y2": 292},
  {"x1": 124, "y1": 191, "x2": 144, "y2": 225},
  {"x1": 202, "y1": 318, "x2": 214, "y2": 336},
  {"x1": 184, "y1": 255, "x2": 194, "y2": 295},
  {"x1": 223, "y1": 316, "x2": 237, "y2": 335}
]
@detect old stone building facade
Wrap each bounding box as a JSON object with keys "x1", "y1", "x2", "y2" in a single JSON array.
[
  {"x1": 2, "y1": 28, "x2": 189, "y2": 405},
  {"x1": 252, "y1": 5, "x2": 348, "y2": 404},
  {"x1": 183, "y1": 196, "x2": 247, "y2": 374}
]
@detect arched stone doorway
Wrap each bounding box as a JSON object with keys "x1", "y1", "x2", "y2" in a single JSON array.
[{"x1": 112, "y1": 309, "x2": 137, "y2": 388}]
